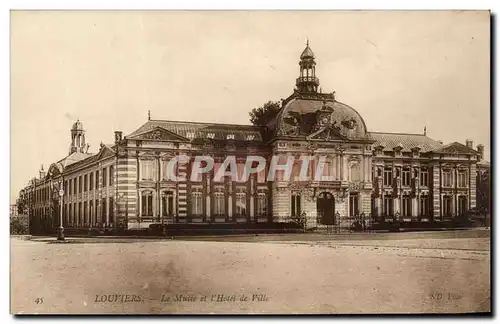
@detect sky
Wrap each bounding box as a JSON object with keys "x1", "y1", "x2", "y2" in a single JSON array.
[{"x1": 10, "y1": 10, "x2": 490, "y2": 203}]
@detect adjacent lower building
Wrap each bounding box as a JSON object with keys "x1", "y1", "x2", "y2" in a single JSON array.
[{"x1": 17, "y1": 43, "x2": 489, "y2": 234}]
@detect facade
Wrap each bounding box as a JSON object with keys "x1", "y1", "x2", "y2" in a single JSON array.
[{"x1": 18, "y1": 43, "x2": 488, "y2": 234}]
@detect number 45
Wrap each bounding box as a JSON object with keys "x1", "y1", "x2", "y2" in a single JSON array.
[{"x1": 34, "y1": 297, "x2": 43, "y2": 304}]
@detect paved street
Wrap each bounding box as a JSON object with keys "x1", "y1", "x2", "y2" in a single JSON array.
[{"x1": 11, "y1": 230, "x2": 490, "y2": 314}]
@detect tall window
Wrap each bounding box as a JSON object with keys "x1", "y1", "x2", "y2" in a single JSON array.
[
  {"x1": 73, "y1": 178, "x2": 77, "y2": 195},
  {"x1": 350, "y1": 164, "x2": 360, "y2": 182},
  {"x1": 419, "y1": 196, "x2": 429, "y2": 216},
  {"x1": 402, "y1": 196, "x2": 412, "y2": 217},
  {"x1": 69, "y1": 203, "x2": 73, "y2": 225},
  {"x1": 78, "y1": 202, "x2": 82, "y2": 225},
  {"x1": 65, "y1": 180, "x2": 68, "y2": 197},
  {"x1": 443, "y1": 170, "x2": 452, "y2": 187},
  {"x1": 141, "y1": 191, "x2": 153, "y2": 216},
  {"x1": 102, "y1": 167, "x2": 107, "y2": 187},
  {"x1": 95, "y1": 170, "x2": 99, "y2": 188},
  {"x1": 256, "y1": 193, "x2": 267, "y2": 216},
  {"x1": 89, "y1": 171, "x2": 93, "y2": 190},
  {"x1": 349, "y1": 194, "x2": 359, "y2": 217},
  {"x1": 89, "y1": 200, "x2": 94, "y2": 225},
  {"x1": 109, "y1": 197, "x2": 114, "y2": 224},
  {"x1": 383, "y1": 196, "x2": 393, "y2": 216},
  {"x1": 442, "y1": 195, "x2": 452, "y2": 217},
  {"x1": 101, "y1": 198, "x2": 107, "y2": 224},
  {"x1": 84, "y1": 174, "x2": 88, "y2": 192},
  {"x1": 109, "y1": 166, "x2": 114, "y2": 186},
  {"x1": 191, "y1": 191, "x2": 203, "y2": 216},
  {"x1": 214, "y1": 192, "x2": 225, "y2": 216},
  {"x1": 402, "y1": 168, "x2": 411, "y2": 187},
  {"x1": 458, "y1": 196, "x2": 467, "y2": 215},
  {"x1": 291, "y1": 192, "x2": 301, "y2": 217},
  {"x1": 162, "y1": 191, "x2": 174, "y2": 216},
  {"x1": 235, "y1": 192, "x2": 247, "y2": 216},
  {"x1": 420, "y1": 168, "x2": 429, "y2": 186},
  {"x1": 78, "y1": 176, "x2": 82, "y2": 193},
  {"x1": 94, "y1": 199, "x2": 98, "y2": 224},
  {"x1": 383, "y1": 168, "x2": 393, "y2": 187},
  {"x1": 458, "y1": 171, "x2": 467, "y2": 188},
  {"x1": 83, "y1": 201, "x2": 88, "y2": 224},
  {"x1": 140, "y1": 160, "x2": 154, "y2": 181}
]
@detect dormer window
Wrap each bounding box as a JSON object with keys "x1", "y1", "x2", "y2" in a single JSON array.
[
  {"x1": 393, "y1": 143, "x2": 404, "y2": 156},
  {"x1": 227, "y1": 134, "x2": 235, "y2": 140},
  {"x1": 207, "y1": 133, "x2": 215, "y2": 139},
  {"x1": 246, "y1": 134, "x2": 255, "y2": 141},
  {"x1": 186, "y1": 132, "x2": 195, "y2": 139}
]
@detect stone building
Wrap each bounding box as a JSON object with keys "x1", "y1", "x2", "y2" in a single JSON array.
[{"x1": 17, "y1": 43, "x2": 488, "y2": 234}]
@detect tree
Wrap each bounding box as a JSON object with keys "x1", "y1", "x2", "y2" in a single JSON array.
[{"x1": 249, "y1": 101, "x2": 281, "y2": 126}]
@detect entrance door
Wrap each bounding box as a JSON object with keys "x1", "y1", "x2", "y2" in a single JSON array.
[{"x1": 317, "y1": 192, "x2": 335, "y2": 225}]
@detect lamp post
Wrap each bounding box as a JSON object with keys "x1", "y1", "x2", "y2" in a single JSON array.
[{"x1": 57, "y1": 183, "x2": 65, "y2": 241}]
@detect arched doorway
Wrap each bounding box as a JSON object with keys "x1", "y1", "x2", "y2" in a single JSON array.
[{"x1": 317, "y1": 192, "x2": 335, "y2": 225}]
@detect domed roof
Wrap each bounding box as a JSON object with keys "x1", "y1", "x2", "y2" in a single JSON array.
[
  {"x1": 300, "y1": 43, "x2": 315, "y2": 59},
  {"x1": 72, "y1": 119, "x2": 84, "y2": 131},
  {"x1": 275, "y1": 96, "x2": 370, "y2": 140}
]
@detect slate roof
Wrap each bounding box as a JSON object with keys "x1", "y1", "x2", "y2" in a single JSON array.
[
  {"x1": 127, "y1": 119, "x2": 264, "y2": 142},
  {"x1": 369, "y1": 132, "x2": 443, "y2": 152},
  {"x1": 56, "y1": 152, "x2": 94, "y2": 168}
]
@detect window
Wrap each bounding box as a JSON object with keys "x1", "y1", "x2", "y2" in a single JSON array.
[
  {"x1": 109, "y1": 197, "x2": 114, "y2": 224},
  {"x1": 94, "y1": 199, "x2": 98, "y2": 225},
  {"x1": 227, "y1": 134, "x2": 235, "y2": 140},
  {"x1": 162, "y1": 191, "x2": 174, "y2": 216},
  {"x1": 78, "y1": 202, "x2": 82, "y2": 225},
  {"x1": 79, "y1": 176, "x2": 82, "y2": 193},
  {"x1": 89, "y1": 172, "x2": 93, "y2": 190},
  {"x1": 186, "y1": 132, "x2": 194, "y2": 139},
  {"x1": 402, "y1": 196, "x2": 412, "y2": 217},
  {"x1": 141, "y1": 191, "x2": 153, "y2": 216},
  {"x1": 383, "y1": 168, "x2": 393, "y2": 187},
  {"x1": 419, "y1": 196, "x2": 429, "y2": 216},
  {"x1": 246, "y1": 134, "x2": 255, "y2": 141},
  {"x1": 102, "y1": 167, "x2": 107, "y2": 187},
  {"x1": 191, "y1": 191, "x2": 203, "y2": 216},
  {"x1": 214, "y1": 192, "x2": 225, "y2": 216},
  {"x1": 73, "y1": 178, "x2": 77, "y2": 195},
  {"x1": 420, "y1": 168, "x2": 429, "y2": 187},
  {"x1": 101, "y1": 198, "x2": 107, "y2": 224},
  {"x1": 109, "y1": 165, "x2": 114, "y2": 186},
  {"x1": 402, "y1": 168, "x2": 411, "y2": 187},
  {"x1": 443, "y1": 170, "x2": 452, "y2": 187},
  {"x1": 95, "y1": 170, "x2": 99, "y2": 188},
  {"x1": 235, "y1": 192, "x2": 247, "y2": 217},
  {"x1": 383, "y1": 196, "x2": 393, "y2": 216},
  {"x1": 84, "y1": 174, "x2": 88, "y2": 192},
  {"x1": 458, "y1": 171, "x2": 467, "y2": 188},
  {"x1": 349, "y1": 194, "x2": 359, "y2": 217},
  {"x1": 442, "y1": 196, "x2": 452, "y2": 217},
  {"x1": 256, "y1": 193, "x2": 267, "y2": 216},
  {"x1": 350, "y1": 164, "x2": 360, "y2": 182},
  {"x1": 65, "y1": 180, "x2": 68, "y2": 197},
  {"x1": 69, "y1": 203, "x2": 72, "y2": 225},
  {"x1": 207, "y1": 133, "x2": 215, "y2": 139},
  {"x1": 83, "y1": 201, "x2": 88, "y2": 224},
  {"x1": 458, "y1": 196, "x2": 467, "y2": 215},
  {"x1": 291, "y1": 192, "x2": 301, "y2": 217},
  {"x1": 89, "y1": 200, "x2": 94, "y2": 225},
  {"x1": 140, "y1": 160, "x2": 154, "y2": 181}
]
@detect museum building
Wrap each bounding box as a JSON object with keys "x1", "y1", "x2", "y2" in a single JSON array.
[{"x1": 18, "y1": 43, "x2": 487, "y2": 233}]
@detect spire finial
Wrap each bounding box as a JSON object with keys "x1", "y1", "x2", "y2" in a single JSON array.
[
  {"x1": 306, "y1": 38, "x2": 309, "y2": 46},
  {"x1": 148, "y1": 110, "x2": 151, "y2": 121},
  {"x1": 424, "y1": 126, "x2": 427, "y2": 136}
]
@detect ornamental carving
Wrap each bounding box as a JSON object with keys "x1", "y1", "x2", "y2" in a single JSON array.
[{"x1": 144, "y1": 130, "x2": 167, "y2": 140}]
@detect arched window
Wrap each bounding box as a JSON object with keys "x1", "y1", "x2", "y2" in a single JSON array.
[
  {"x1": 162, "y1": 191, "x2": 174, "y2": 216},
  {"x1": 141, "y1": 191, "x2": 153, "y2": 216}
]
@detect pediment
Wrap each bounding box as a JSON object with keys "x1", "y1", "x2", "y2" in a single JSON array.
[
  {"x1": 306, "y1": 125, "x2": 348, "y2": 141},
  {"x1": 128, "y1": 126, "x2": 189, "y2": 142},
  {"x1": 433, "y1": 142, "x2": 477, "y2": 155}
]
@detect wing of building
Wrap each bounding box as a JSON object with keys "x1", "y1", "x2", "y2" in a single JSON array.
[{"x1": 18, "y1": 43, "x2": 489, "y2": 234}]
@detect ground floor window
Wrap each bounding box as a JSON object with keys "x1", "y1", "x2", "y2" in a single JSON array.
[
  {"x1": 291, "y1": 192, "x2": 301, "y2": 217},
  {"x1": 349, "y1": 193, "x2": 359, "y2": 217},
  {"x1": 235, "y1": 192, "x2": 246, "y2": 217},
  {"x1": 383, "y1": 196, "x2": 393, "y2": 216},
  {"x1": 402, "y1": 196, "x2": 412, "y2": 217},
  {"x1": 256, "y1": 193, "x2": 267, "y2": 216},
  {"x1": 458, "y1": 195, "x2": 467, "y2": 216},
  {"x1": 162, "y1": 191, "x2": 174, "y2": 216},
  {"x1": 84, "y1": 201, "x2": 88, "y2": 224},
  {"x1": 419, "y1": 196, "x2": 429, "y2": 216},
  {"x1": 442, "y1": 195, "x2": 452, "y2": 217},
  {"x1": 214, "y1": 192, "x2": 225, "y2": 216},
  {"x1": 109, "y1": 197, "x2": 114, "y2": 224},
  {"x1": 90, "y1": 200, "x2": 94, "y2": 225},
  {"x1": 141, "y1": 191, "x2": 153, "y2": 216},
  {"x1": 191, "y1": 191, "x2": 203, "y2": 216},
  {"x1": 101, "y1": 198, "x2": 107, "y2": 224}
]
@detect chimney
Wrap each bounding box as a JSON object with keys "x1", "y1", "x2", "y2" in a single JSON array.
[
  {"x1": 115, "y1": 131, "x2": 123, "y2": 144},
  {"x1": 39, "y1": 165, "x2": 45, "y2": 179},
  {"x1": 438, "y1": 140, "x2": 443, "y2": 145},
  {"x1": 477, "y1": 144, "x2": 484, "y2": 161},
  {"x1": 466, "y1": 139, "x2": 474, "y2": 149}
]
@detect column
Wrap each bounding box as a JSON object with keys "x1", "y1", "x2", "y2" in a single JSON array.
[
  {"x1": 342, "y1": 155, "x2": 348, "y2": 181},
  {"x1": 336, "y1": 154, "x2": 340, "y2": 181}
]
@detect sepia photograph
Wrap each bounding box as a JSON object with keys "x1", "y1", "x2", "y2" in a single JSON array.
[{"x1": 9, "y1": 10, "x2": 491, "y2": 315}]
